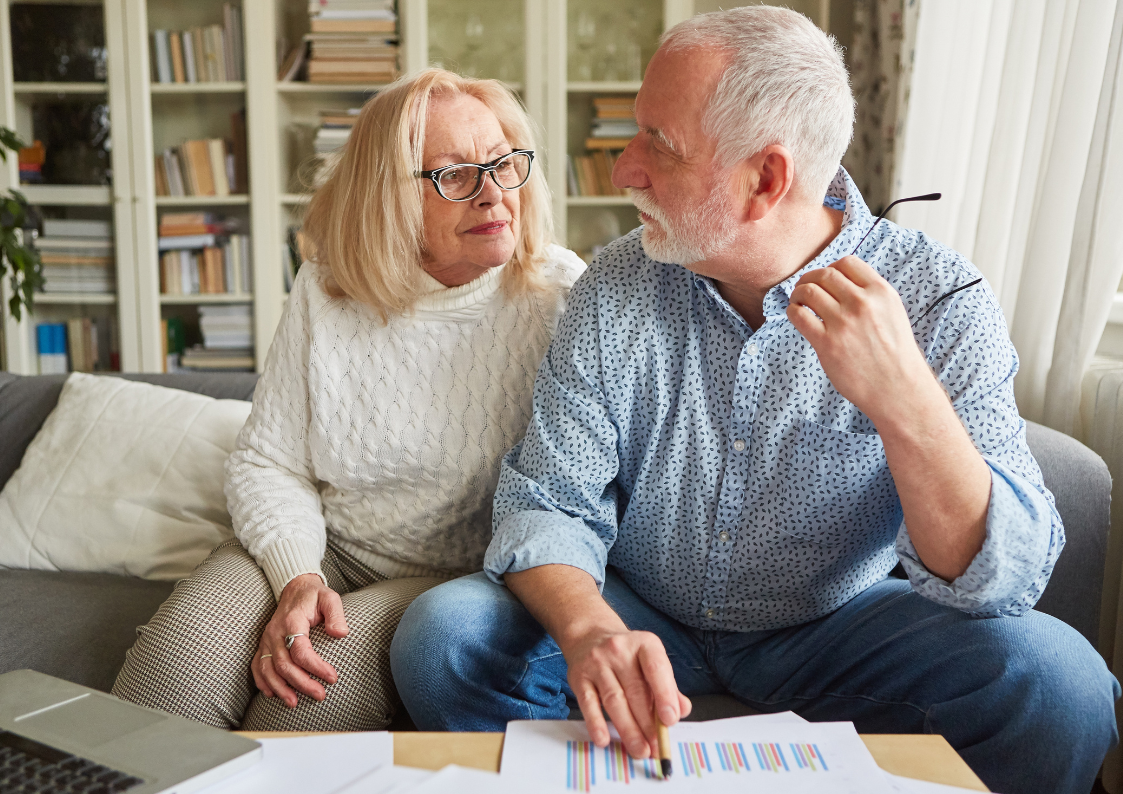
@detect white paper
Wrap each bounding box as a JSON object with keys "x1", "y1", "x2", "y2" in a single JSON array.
[
  {"x1": 331, "y1": 763, "x2": 434, "y2": 794},
  {"x1": 688, "y1": 711, "x2": 808, "y2": 727},
  {"x1": 885, "y1": 772, "x2": 992, "y2": 793},
  {"x1": 202, "y1": 733, "x2": 393, "y2": 794},
  {"x1": 401, "y1": 764, "x2": 524, "y2": 794},
  {"x1": 501, "y1": 719, "x2": 894, "y2": 793}
]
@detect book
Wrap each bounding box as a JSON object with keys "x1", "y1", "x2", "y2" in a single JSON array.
[
  {"x1": 208, "y1": 138, "x2": 230, "y2": 196},
  {"x1": 159, "y1": 233, "x2": 219, "y2": 250},
  {"x1": 169, "y1": 31, "x2": 186, "y2": 83},
  {"x1": 154, "y1": 154, "x2": 170, "y2": 196},
  {"x1": 66, "y1": 318, "x2": 89, "y2": 373},
  {"x1": 36, "y1": 237, "x2": 114, "y2": 252},
  {"x1": 36, "y1": 323, "x2": 68, "y2": 374},
  {"x1": 310, "y1": 18, "x2": 396, "y2": 33},
  {"x1": 184, "y1": 139, "x2": 216, "y2": 195},
  {"x1": 182, "y1": 29, "x2": 198, "y2": 82},
  {"x1": 163, "y1": 149, "x2": 186, "y2": 196},
  {"x1": 191, "y1": 26, "x2": 207, "y2": 82},
  {"x1": 277, "y1": 42, "x2": 309, "y2": 81},
  {"x1": 226, "y1": 3, "x2": 245, "y2": 81},
  {"x1": 585, "y1": 137, "x2": 635, "y2": 150},
  {"x1": 230, "y1": 109, "x2": 248, "y2": 192},
  {"x1": 42, "y1": 219, "x2": 112, "y2": 238},
  {"x1": 153, "y1": 30, "x2": 172, "y2": 83}
]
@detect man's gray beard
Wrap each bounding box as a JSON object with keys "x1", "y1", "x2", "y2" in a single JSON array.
[{"x1": 631, "y1": 186, "x2": 738, "y2": 265}]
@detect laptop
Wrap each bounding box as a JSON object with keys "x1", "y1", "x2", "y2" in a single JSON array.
[{"x1": 0, "y1": 669, "x2": 261, "y2": 794}]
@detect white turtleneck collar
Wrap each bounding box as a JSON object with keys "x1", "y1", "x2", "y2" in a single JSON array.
[{"x1": 411, "y1": 263, "x2": 506, "y2": 321}]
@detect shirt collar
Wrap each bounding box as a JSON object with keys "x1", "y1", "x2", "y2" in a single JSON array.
[
  {"x1": 687, "y1": 166, "x2": 875, "y2": 324},
  {"x1": 764, "y1": 167, "x2": 873, "y2": 317}
]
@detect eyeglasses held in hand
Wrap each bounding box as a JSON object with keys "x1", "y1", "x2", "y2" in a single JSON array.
[
  {"x1": 839, "y1": 190, "x2": 982, "y2": 327},
  {"x1": 415, "y1": 150, "x2": 535, "y2": 202}
]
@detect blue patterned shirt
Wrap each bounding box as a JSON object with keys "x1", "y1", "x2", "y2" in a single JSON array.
[{"x1": 485, "y1": 168, "x2": 1064, "y2": 631}]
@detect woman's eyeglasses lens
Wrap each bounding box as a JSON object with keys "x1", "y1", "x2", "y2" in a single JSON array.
[{"x1": 437, "y1": 152, "x2": 532, "y2": 200}]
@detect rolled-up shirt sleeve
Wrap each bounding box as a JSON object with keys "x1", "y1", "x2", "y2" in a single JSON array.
[
  {"x1": 486, "y1": 268, "x2": 622, "y2": 589},
  {"x1": 896, "y1": 287, "x2": 1065, "y2": 616}
]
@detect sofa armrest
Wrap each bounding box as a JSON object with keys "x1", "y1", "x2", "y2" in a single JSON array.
[{"x1": 1027, "y1": 420, "x2": 1111, "y2": 647}]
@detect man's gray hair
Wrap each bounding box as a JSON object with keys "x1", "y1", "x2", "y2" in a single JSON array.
[{"x1": 660, "y1": 6, "x2": 854, "y2": 200}]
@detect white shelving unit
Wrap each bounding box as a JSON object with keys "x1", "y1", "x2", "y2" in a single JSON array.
[{"x1": 1, "y1": 0, "x2": 835, "y2": 374}]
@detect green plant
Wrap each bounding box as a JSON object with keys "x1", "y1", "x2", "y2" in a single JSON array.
[{"x1": 0, "y1": 127, "x2": 43, "y2": 321}]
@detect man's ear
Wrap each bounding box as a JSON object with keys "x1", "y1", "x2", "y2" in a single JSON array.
[{"x1": 743, "y1": 145, "x2": 796, "y2": 222}]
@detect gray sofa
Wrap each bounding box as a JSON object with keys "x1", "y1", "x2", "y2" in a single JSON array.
[{"x1": 0, "y1": 371, "x2": 1113, "y2": 724}]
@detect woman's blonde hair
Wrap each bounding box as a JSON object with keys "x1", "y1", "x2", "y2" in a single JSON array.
[{"x1": 301, "y1": 68, "x2": 553, "y2": 321}]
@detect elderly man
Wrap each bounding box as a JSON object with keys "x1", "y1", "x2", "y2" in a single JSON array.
[{"x1": 391, "y1": 7, "x2": 1119, "y2": 793}]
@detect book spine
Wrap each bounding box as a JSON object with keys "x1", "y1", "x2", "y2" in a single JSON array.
[
  {"x1": 208, "y1": 139, "x2": 230, "y2": 196},
  {"x1": 224, "y1": 240, "x2": 236, "y2": 294},
  {"x1": 66, "y1": 318, "x2": 84, "y2": 373},
  {"x1": 153, "y1": 30, "x2": 172, "y2": 84},
  {"x1": 183, "y1": 30, "x2": 198, "y2": 83},
  {"x1": 170, "y1": 31, "x2": 186, "y2": 83},
  {"x1": 37, "y1": 323, "x2": 68, "y2": 374},
  {"x1": 154, "y1": 154, "x2": 170, "y2": 196},
  {"x1": 240, "y1": 234, "x2": 252, "y2": 293},
  {"x1": 223, "y1": 4, "x2": 236, "y2": 82},
  {"x1": 232, "y1": 5, "x2": 244, "y2": 81},
  {"x1": 180, "y1": 250, "x2": 192, "y2": 294},
  {"x1": 192, "y1": 27, "x2": 207, "y2": 83},
  {"x1": 83, "y1": 318, "x2": 96, "y2": 373}
]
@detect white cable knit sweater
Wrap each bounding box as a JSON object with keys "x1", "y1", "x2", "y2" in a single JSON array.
[{"x1": 224, "y1": 245, "x2": 585, "y2": 598}]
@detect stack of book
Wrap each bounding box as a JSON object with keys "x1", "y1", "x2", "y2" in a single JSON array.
[
  {"x1": 151, "y1": 4, "x2": 244, "y2": 84},
  {"x1": 36, "y1": 219, "x2": 115, "y2": 294},
  {"x1": 180, "y1": 304, "x2": 254, "y2": 371},
  {"x1": 305, "y1": 0, "x2": 398, "y2": 84},
  {"x1": 158, "y1": 212, "x2": 252, "y2": 296},
  {"x1": 35, "y1": 318, "x2": 116, "y2": 373},
  {"x1": 18, "y1": 140, "x2": 45, "y2": 184},
  {"x1": 315, "y1": 108, "x2": 361, "y2": 154},
  {"x1": 568, "y1": 96, "x2": 636, "y2": 197},
  {"x1": 586, "y1": 96, "x2": 639, "y2": 148},
  {"x1": 154, "y1": 113, "x2": 248, "y2": 196}
]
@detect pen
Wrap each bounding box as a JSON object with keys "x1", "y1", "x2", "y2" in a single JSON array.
[{"x1": 655, "y1": 709, "x2": 672, "y2": 779}]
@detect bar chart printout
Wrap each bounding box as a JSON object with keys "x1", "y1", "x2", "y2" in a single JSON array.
[{"x1": 502, "y1": 719, "x2": 896, "y2": 794}]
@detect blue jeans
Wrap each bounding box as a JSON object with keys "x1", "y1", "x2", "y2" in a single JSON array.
[{"x1": 390, "y1": 570, "x2": 1119, "y2": 794}]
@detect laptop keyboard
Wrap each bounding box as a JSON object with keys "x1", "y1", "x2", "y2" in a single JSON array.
[{"x1": 0, "y1": 731, "x2": 145, "y2": 794}]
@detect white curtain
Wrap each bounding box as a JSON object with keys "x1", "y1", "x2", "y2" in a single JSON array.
[
  {"x1": 893, "y1": 0, "x2": 1123, "y2": 436},
  {"x1": 892, "y1": 1, "x2": 1123, "y2": 788}
]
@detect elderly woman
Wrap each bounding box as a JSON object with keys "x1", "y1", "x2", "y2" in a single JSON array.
[{"x1": 111, "y1": 68, "x2": 584, "y2": 731}]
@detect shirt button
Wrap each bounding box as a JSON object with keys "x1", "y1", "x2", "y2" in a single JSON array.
[
  {"x1": 732, "y1": 439, "x2": 746, "y2": 451},
  {"x1": 705, "y1": 608, "x2": 715, "y2": 619},
  {"x1": 747, "y1": 342, "x2": 759, "y2": 355},
  {"x1": 718, "y1": 531, "x2": 730, "y2": 542}
]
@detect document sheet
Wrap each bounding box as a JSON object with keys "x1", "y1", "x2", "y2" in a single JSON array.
[{"x1": 500, "y1": 718, "x2": 895, "y2": 793}]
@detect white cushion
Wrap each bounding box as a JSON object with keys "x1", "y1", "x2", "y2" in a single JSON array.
[{"x1": 0, "y1": 373, "x2": 252, "y2": 580}]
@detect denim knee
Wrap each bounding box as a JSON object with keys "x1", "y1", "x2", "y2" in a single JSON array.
[
  {"x1": 391, "y1": 573, "x2": 493, "y2": 686},
  {"x1": 970, "y1": 613, "x2": 1119, "y2": 754}
]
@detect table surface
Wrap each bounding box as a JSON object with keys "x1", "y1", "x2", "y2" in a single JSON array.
[{"x1": 239, "y1": 731, "x2": 990, "y2": 792}]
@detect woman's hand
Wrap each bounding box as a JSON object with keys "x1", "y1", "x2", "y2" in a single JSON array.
[{"x1": 251, "y1": 573, "x2": 349, "y2": 708}]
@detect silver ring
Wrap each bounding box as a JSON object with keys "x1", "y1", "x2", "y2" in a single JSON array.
[
  {"x1": 260, "y1": 653, "x2": 273, "y2": 661},
  {"x1": 284, "y1": 633, "x2": 304, "y2": 650}
]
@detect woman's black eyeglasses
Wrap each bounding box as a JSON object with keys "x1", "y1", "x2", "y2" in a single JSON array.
[{"x1": 415, "y1": 150, "x2": 535, "y2": 202}]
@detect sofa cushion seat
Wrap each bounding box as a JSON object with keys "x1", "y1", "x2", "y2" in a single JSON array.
[{"x1": 0, "y1": 569, "x2": 174, "y2": 693}]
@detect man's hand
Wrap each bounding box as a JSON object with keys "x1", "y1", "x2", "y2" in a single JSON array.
[
  {"x1": 785, "y1": 256, "x2": 937, "y2": 423},
  {"x1": 251, "y1": 573, "x2": 349, "y2": 708},
  {"x1": 505, "y1": 565, "x2": 691, "y2": 759},
  {"x1": 562, "y1": 626, "x2": 692, "y2": 759},
  {"x1": 785, "y1": 255, "x2": 991, "y2": 582}
]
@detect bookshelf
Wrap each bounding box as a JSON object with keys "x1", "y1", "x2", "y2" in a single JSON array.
[{"x1": 1, "y1": 0, "x2": 837, "y2": 374}]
